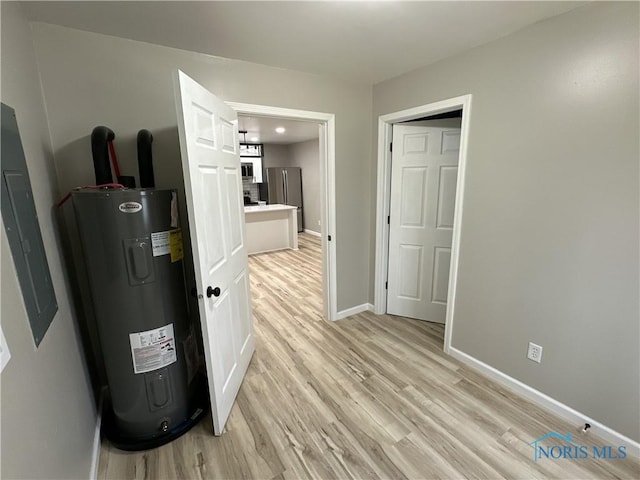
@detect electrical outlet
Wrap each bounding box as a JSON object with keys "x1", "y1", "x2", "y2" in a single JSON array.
[{"x1": 527, "y1": 342, "x2": 543, "y2": 363}]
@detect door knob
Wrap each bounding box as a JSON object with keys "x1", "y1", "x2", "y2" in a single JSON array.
[{"x1": 206, "y1": 286, "x2": 221, "y2": 298}]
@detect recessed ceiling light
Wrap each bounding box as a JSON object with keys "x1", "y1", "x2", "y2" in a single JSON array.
[
  {"x1": 250, "y1": 137, "x2": 258, "y2": 142},
  {"x1": 275, "y1": 127, "x2": 286, "y2": 134}
]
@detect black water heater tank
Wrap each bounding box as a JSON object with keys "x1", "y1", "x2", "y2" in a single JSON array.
[{"x1": 72, "y1": 188, "x2": 205, "y2": 450}]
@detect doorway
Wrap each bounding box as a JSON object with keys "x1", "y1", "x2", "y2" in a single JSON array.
[
  {"x1": 227, "y1": 102, "x2": 337, "y2": 321},
  {"x1": 373, "y1": 95, "x2": 472, "y2": 353}
]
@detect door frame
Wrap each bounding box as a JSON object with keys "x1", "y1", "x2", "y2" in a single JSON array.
[
  {"x1": 373, "y1": 94, "x2": 472, "y2": 352},
  {"x1": 226, "y1": 102, "x2": 337, "y2": 321}
]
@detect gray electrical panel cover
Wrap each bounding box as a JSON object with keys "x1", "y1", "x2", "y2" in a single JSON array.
[{"x1": 1, "y1": 103, "x2": 58, "y2": 346}]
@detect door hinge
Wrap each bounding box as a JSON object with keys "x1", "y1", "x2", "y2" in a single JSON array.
[
  {"x1": 387, "y1": 215, "x2": 390, "y2": 225},
  {"x1": 328, "y1": 235, "x2": 332, "y2": 241},
  {"x1": 390, "y1": 142, "x2": 393, "y2": 152},
  {"x1": 385, "y1": 281, "x2": 388, "y2": 290}
]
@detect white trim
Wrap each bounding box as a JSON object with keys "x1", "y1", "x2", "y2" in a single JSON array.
[
  {"x1": 0, "y1": 325, "x2": 11, "y2": 373},
  {"x1": 227, "y1": 102, "x2": 337, "y2": 321},
  {"x1": 449, "y1": 347, "x2": 640, "y2": 458},
  {"x1": 373, "y1": 120, "x2": 392, "y2": 316},
  {"x1": 373, "y1": 95, "x2": 472, "y2": 353},
  {"x1": 335, "y1": 303, "x2": 372, "y2": 320},
  {"x1": 89, "y1": 388, "x2": 105, "y2": 480},
  {"x1": 303, "y1": 229, "x2": 321, "y2": 237}
]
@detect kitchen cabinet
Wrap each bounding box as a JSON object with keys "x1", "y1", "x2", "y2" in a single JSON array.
[
  {"x1": 249, "y1": 157, "x2": 262, "y2": 183},
  {"x1": 240, "y1": 143, "x2": 263, "y2": 183}
]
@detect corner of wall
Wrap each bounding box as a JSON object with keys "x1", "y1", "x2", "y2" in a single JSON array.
[{"x1": 1, "y1": 3, "x2": 98, "y2": 478}]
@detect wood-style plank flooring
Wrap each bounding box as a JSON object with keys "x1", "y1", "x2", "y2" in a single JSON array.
[{"x1": 98, "y1": 234, "x2": 639, "y2": 479}]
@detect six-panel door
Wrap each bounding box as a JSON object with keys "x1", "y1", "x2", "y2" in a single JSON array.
[
  {"x1": 175, "y1": 70, "x2": 255, "y2": 435},
  {"x1": 387, "y1": 124, "x2": 461, "y2": 323}
]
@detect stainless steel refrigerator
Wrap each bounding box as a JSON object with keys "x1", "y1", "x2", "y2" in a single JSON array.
[{"x1": 260, "y1": 167, "x2": 303, "y2": 232}]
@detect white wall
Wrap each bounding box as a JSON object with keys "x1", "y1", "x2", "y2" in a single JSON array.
[
  {"x1": 0, "y1": 4, "x2": 97, "y2": 478},
  {"x1": 31, "y1": 23, "x2": 372, "y2": 312},
  {"x1": 373, "y1": 2, "x2": 639, "y2": 442}
]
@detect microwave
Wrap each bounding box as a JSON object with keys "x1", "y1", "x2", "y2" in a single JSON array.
[{"x1": 241, "y1": 162, "x2": 253, "y2": 178}]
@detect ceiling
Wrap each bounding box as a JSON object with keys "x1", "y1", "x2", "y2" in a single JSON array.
[
  {"x1": 238, "y1": 115, "x2": 319, "y2": 145},
  {"x1": 22, "y1": 1, "x2": 585, "y2": 85}
]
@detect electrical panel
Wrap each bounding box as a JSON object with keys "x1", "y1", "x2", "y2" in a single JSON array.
[{"x1": 1, "y1": 103, "x2": 58, "y2": 346}]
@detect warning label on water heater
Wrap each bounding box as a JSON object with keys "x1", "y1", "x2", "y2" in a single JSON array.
[
  {"x1": 129, "y1": 323, "x2": 177, "y2": 374},
  {"x1": 151, "y1": 229, "x2": 183, "y2": 263},
  {"x1": 151, "y1": 231, "x2": 171, "y2": 256}
]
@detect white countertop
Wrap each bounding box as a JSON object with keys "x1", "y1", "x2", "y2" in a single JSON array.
[{"x1": 244, "y1": 204, "x2": 297, "y2": 213}]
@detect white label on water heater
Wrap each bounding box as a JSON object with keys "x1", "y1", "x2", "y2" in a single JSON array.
[
  {"x1": 129, "y1": 323, "x2": 177, "y2": 374},
  {"x1": 151, "y1": 231, "x2": 170, "y2": 256},
  {"x1": 151, "y1": 229, "x2": 183, "y2": 262}
]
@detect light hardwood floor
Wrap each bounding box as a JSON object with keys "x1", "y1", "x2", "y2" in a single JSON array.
[{"x1": 98, "y1": 233, "x2": 639, "y2": 479}]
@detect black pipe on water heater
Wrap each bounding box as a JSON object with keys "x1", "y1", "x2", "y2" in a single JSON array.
[
  {"x1": 137, "y1": 129, "x2": 155, "y2": 188},
  {"x1": 91, "y1": 126, "x2": 115, "y2": 185}
]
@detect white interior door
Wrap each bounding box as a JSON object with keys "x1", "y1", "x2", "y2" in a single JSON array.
[
  {"x1": 174, "y1": 70, "x2": 255, "y2": 435},
  {"x1": 387, "y1": 124, "x2": 461, "y2": 323}
]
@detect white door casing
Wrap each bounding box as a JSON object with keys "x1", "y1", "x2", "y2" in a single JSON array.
[
  {"x1": 226, "y1": 102, "x2": 337, "y2": 322},
  {"x1": 174, "y1": 70, "x2": 255, "y2": 435},
  {"x1": 386, "y1": 124, "x2": 461, "y2": 323}
]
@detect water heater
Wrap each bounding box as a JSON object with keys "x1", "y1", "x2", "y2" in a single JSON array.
[{"x1": 72, "y1": 188, "x2": 205, "y2": 450}]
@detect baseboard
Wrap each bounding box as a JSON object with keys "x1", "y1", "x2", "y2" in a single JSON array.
[
  {"x1": 448, "y1": 346, "x2": 640, "y2": 458},
  {"x1": 89, "y1": 387, "x2": 106, "y2": 480},
  {"x1": 335, "y1": 303, "x2": 372, "y2": 320},
  {"x1": 303, "y1": 229, "x2": 321, "y2": 237}
]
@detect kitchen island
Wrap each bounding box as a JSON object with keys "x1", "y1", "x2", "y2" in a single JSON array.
[{"x1": 244, "y1": 204, "x2": 298, "y2": 255}]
